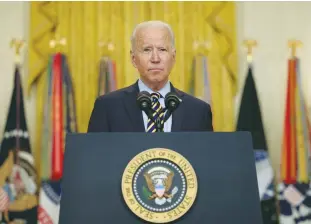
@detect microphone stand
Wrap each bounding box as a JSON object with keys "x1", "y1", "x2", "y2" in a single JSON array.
[
  {"x1": 163, "y1": 109, "x2": 172, "y2": 123},
  {"x1": 145, "y1": 108, "x2": 169, "y2": 132},
  {"x1": 154, "y1": 108, "x2": 173, "y2": 132},
  {"x1": 155, "y1": 117, "x2": 164, "y2": 132},
  {"x1": 138, "y1": 91, "x2": 181, "y2": 133},
  {"x1": 144, "y1": 108, "x2": 163, "y2": 132},
  {"x1": 137, "y1": 91, "x2": 171, "y2": 132}
]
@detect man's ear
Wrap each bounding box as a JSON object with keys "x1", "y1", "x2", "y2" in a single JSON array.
[
  {"x1": 130, "y1": 50, "x2": 137, "y2": 68},
  {"x1": 172, "y1": 48, "x2": 176, "y2": 61}
]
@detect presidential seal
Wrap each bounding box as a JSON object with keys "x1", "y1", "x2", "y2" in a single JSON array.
[{"x1": 121, "y1": 148, "x2": 198, "y2": 223}]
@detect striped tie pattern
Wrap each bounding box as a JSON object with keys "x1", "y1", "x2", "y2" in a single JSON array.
[{"x1": 146, "y1": 92, "x2": 165, "y2": 133}]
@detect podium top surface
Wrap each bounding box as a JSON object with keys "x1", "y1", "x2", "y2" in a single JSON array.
[{"x1": 59, "y1": 132, "x2": 262, "y2": 224}]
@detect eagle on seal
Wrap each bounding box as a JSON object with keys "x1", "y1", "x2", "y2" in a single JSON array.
[{"x1": 144, "y1": 169, "x2": 174, "y2": 200}]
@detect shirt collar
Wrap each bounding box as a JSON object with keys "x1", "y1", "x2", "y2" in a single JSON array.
[{"x1": 138, "y1": 79, "x2": 171, "y2": 98}]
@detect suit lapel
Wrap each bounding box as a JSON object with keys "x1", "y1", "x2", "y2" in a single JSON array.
[
  {"x1": 170, "y1": 84, "x2": 184, "y2": 132},
  {"x1": 123, "y1": 82, "x2": 145, "y2": 132}
]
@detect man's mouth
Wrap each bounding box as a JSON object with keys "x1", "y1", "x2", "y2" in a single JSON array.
[{"x1": 149, "y1": 68, "x2": 163, "y2": 71}]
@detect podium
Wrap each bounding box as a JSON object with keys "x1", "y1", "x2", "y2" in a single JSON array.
[{"x1": 59, "y1": 132, "x2": 262, "y2": 224}]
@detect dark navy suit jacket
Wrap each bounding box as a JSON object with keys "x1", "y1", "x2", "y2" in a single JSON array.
[{"x1": 87, "y1": 81, "x2": 213, "y2": 132}]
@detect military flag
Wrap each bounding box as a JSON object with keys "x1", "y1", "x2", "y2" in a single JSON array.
[
  {"x1": 189, "y1": 55, "x2": 212, "y2": 105},
  {"x1": 98, "y1": 56, "x2": 117, "y2": 96},
  {"x1": 0, "y1": 65, "x2": 38, "y2": 223},
  {"x1": 236, "y1": 64, "x2": 278, "y2": 223},
  {"x1": 278, "y1": 57, "x2": 311, "y2": 224},
  {"x1": 38, "y1": 52, "x2": 77, "y2": 224}
]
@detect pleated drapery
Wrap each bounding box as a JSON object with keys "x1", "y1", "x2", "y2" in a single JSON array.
[{"x1": 28, "y1": 1, "x2": 238, "y2": 179}]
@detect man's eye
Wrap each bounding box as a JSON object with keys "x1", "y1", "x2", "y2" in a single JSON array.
[
  {"x1": 160, "y1": 48, "x2": 167, "y2": 51},
  {"x1": 143, "y1": 48, "x2": 151, "y2": 52}
]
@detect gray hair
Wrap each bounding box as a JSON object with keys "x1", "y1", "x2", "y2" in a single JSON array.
[{"x1": 130, "y1": 20, "x2": 175, "y2": 51}]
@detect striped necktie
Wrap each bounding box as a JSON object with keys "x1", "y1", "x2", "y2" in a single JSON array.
[{"x1": 146, "y1": 92, "x2": 165, "y2": 133}]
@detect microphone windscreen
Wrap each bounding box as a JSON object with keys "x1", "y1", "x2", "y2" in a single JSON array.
[
  {"x1": 137, "y1": 91, "x2": 152, "y2": 110},
  {"x1": 164, "y1": 92, "x2": 181, "y2": 110}
]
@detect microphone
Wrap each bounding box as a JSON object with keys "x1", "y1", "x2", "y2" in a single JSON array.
[
  {"x1": 137, "y1": 91, "x2": 152, "y2": 112},
  {"x1": 163, "y1": 92, "x2": 182, "y2": 122}
]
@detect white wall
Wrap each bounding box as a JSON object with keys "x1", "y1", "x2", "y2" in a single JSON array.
[
  {"x1": 236, "y1": 2, "x2": 311, "y2": 175},
  {"x1": 1, "y1": 2, "x2": 311, "y2": 176},
  {"x1": 0, "y1": 2, "x2": 35, "y2": 147}
]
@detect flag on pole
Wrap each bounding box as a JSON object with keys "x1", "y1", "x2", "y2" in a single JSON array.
[
  {"x1": 37, "y1": 180, "x2": 61, "y2": 224},
  {"x1": 98, "y1": 56, "x2": 117, "y2": 96},
  {"x1": 0, "y1": 65, "x2": 38, "y2": 223},
  {"x1": 236, "y1": 63, "x2": 278, "y2": 223},
  {"x1": 278, "y1": 57, "x2": 311, "y2": 224},
  {"x1": 236, "y1": 65, "x2": 267, "y2": 149},
  {"x1": 38, "y1": 52, "x2": 77, "y2": 224},
  {"x1": 40, "y1": 53, "x2": 77, "y2": 180},
  {"x1": 189, "y1": 55, "x2": 212, "y2": 104}
]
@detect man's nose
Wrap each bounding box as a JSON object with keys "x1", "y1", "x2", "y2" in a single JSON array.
[{"x1": 150, "y1": 49, "x2": 160, "y2": 63}]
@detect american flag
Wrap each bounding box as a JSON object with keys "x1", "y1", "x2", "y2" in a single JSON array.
[
  {"x1": 0, "y1": 187, "x2": 9, "y2": 212},
  {"x1": 38, "y1": 206, "x2": 53, "y2": 224}
]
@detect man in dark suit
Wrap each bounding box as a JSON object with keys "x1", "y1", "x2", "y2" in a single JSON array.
[{"x1": 88, "y1": 20, "x2": 213, "y2": 133}]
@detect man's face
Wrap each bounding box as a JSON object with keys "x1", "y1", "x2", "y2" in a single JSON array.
[{"x1": 131, "y1": 26, "x2": 176, "y2": 88}]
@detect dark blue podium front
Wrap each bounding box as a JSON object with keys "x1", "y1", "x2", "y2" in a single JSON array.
[{"x1": 59, "y1": 132, "x2": 262, "y2": 224}]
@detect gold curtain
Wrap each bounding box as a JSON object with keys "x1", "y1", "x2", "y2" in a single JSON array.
[{"x1": 28, "y1": 1, "x2": 237, "y2": 178}]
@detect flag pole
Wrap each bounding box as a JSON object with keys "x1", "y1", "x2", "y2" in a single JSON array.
[
  {"x1": 2, "y1": 38, "x2": 38, "y2": 224},
  {"x1": 10, "y1": 38, "x2": 25, "y2": 65},
  {"x1": 190, "y1": 40, "x2": 210, "y2": 101},
  {"x1": 288, "y1": 39, "x2": 302, "y2": 59},
  {"x1": 49, "y1": 35, "x2": 67, "y2": 53},
  {"x1": 98, "y1": 40, "x2": 117, "y2": 96},
  {"x1": 243, "y1": 39, "x2": 281, "y2": 223},
  {"x1": 9, "y1": 38, "x2": 25, "y2": 165},
  {"x1": 49, "y1": 34, "x2": 67, "y2": 181},
  {"x1": 193, "y1": 40, "x2": 210, "y2": 56},
  {"x1": 243, "y1": 39, "x2": 257, "y2": 64},
  {"x1": 98, "y1": 40, "x2": 114, "y2": 57}
]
